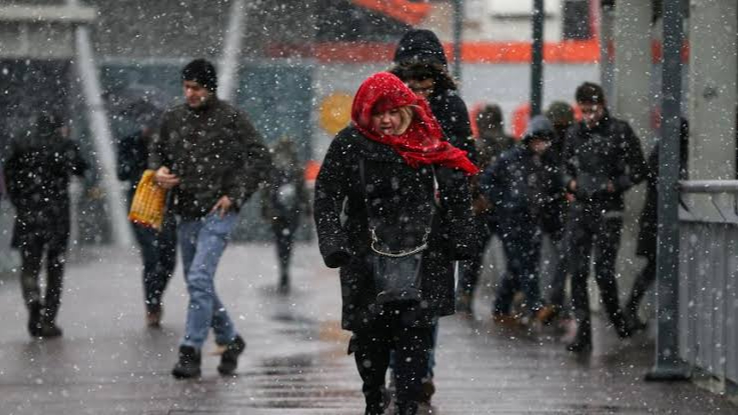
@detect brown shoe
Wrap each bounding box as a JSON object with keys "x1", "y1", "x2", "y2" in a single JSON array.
[
  {"x1": 146, "y1": 308, "x2": 163, "y2": 327},
  {"x1": 535, "y1": 305, "x2": 559, "y2": 325},
  {"x1": 493, "y1": 313, "x2": 520, "y2": 328}
]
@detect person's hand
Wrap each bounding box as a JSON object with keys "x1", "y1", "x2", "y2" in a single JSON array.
[
  {"x1": 211, "y1": 195, "x2": 233, "y2": 218},
  {"x1": 155, "y1": 166, "x2": 180, "y2": 189}
]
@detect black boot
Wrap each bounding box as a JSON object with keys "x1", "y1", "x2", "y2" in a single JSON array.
[
  {"x1": 566, "y1": 320, "x2": 592, "y2": 353},
  {"x1": 277, "y1": 273, "x2": 290, "y2": 295},
  {"x1": 217, "y1": 335, "x2": 246, "y2": 376},
  {"x1": 172, "y1": 346, "x2": 201, "y2": 379},
  {"x1": 37, "y1": 308, "x2": 63, "y2": 338},
  {"x1": 27, "y1": 302, "x2": 42, "y2": 337},
  {"x1": 395, "y1": 401, "x2": 419, "y2": 415}
]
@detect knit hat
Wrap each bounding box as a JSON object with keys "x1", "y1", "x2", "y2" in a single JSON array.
[
  {"x1": 393, "y1": 29, "x2": 448, "y2": 67},
  {"x1": 522, "y1": 115, "x2": 554, "y2": 143},
  {"x1": 182, "y1": 59, "x2": 218, "y2": 92},
  {"x1": 545, "y1": 101, "x2": 574, "y2": 127}
]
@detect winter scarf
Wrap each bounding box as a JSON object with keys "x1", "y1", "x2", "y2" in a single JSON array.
[{"x1": 350, "y1": 72, "x2": 478, "y2": 175}]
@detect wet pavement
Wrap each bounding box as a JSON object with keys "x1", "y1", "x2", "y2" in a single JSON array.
[{"x1": 0, "y1": 242, "x2": 736, "y2": 414}]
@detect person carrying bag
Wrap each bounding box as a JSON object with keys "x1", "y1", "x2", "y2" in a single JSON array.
[{"x1": 314, "y1": 72, "x2": 477, "y2": 415}]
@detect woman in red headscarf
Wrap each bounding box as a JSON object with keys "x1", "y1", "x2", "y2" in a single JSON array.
[{"x1": 314, "y1": 72, "x2": 477, "y2": 415}]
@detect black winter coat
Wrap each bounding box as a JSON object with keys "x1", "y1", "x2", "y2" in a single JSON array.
[
  {"x1": 563, "y1": 114, "x2": 647, "y2": 211},
  {"x1": 117, "y1": 130, "x2": 149, "y2": 198},
  {"x1": 481, "y1": 145, "x2": 562, "y2": 228},
  {"x1": 4, "y1": 134, "x2": 88, "y2": 248},
  {"x1": 314, "y1": 127, "x2": 475, "y2": 331},
  {"x1": 428, "y1": 90, "x2": 477, "y2": 164},
  {"x1": 150, "y1": 98, "x2": 272, "y2": 219}
]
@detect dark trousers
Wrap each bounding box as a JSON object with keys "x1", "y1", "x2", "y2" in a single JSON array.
[
  {"x1": 546, "y1": 229, "x2": 570, "y2": 310},
  {"x1": 271, "y1": 216, "x2": 298, "y2": 288},
  {"x1": 626, "y1": 254, "x2": 656, "y2": 316},
  {"x1": 494, "y1": 220, "x2": 542, "y2": 315},
  {"x1": 19, "y1": 235, "x2": 67, "y2": 322},
  {"x1": 457, "y1": 215, "x2": 493, "y2": 297},
  {"x1": 568, "y1": 205, "x2": 627, "y2": 340},
  {"x1": 132, "y1": 214, "x2": 177, "y2": 312},
  {"x1": 351, "y1": 321, "x2": 433, "y2": 414}
]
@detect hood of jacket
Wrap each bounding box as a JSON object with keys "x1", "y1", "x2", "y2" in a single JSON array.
[{"x1": 393, "y1": 29, "x2": 447, "y2": 67}]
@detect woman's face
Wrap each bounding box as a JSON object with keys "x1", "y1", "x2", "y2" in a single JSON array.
[{"x1": 371, "y1": 108, "x2": 403, "y2": 135}]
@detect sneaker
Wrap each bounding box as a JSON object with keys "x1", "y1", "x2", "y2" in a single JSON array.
[
  {"x1": 217, "y1": 335, "x2": 246, "y2": 376},
  {"x1": 172, "y1": 346, "x2": 201, "y2": 379}
]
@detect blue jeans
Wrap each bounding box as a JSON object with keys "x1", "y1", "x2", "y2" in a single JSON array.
[{"x1": 178, "y1": 212, "x2": 238, "y2": 349}]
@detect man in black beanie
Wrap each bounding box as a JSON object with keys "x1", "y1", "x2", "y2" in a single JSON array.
[{"x1": 151, "y1": 58, "x2": 272, "y2": 378}]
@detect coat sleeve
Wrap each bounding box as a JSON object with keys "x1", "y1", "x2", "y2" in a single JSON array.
[
  {"x1": 444, "y1": 94, "x2": 478, "y2": 165},
  {"x1": 481, "y1": 155, "x2": 506, "y2": 210},
  {"x1": 117, "y1": 134, "x2": 135, "y2": 181},
  {"x1": 225, "y1": 112, "x2": 273, "y2": 208},
  {"x1": 313, "y1": 135, "x2": 353, "y2": 268},
  {"x1": 614, "y1": 121, "x2": 647, "y2": 192},
  {"x1": 436, "y1": 167, "x2": 476, "y2": 260},
  {"x1": 561, "y1": 126, "x2": 578, "y2": 191},
  {"x1": 149, "y1": 112, "x2": 170, "y2": 171}
]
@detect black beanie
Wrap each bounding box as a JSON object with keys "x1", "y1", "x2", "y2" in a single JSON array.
[
  {"x1": 393, "y1": 29, "x2": 448, "y2": 67},
  {"x1": 182, "y1": 59, "x2": 218, "y2": 92}
]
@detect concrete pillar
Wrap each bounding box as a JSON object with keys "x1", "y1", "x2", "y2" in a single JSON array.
[
  {"x1": 688, "y1": 0, "x2": 737, "y2": 182},
  {"x1": 612, "y1": 0, "x2": 653, "y2": 141},
  {"x1": 683, "y1": 0, "x2": 738, "y2": 222}
]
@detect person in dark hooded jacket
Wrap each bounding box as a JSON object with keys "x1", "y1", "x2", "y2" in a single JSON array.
[
  {"x1": 4, "y1": 111, "x2": 88, "y2": 337},
  {"x1": 261, "y1": 137, "x2": 310, "y2": 294},
  {"x1": 481, "y1": 115, "x2": 562, "y2": 324},
  {"x1": 390, "y1": 28, "x2": 477, "y2": 401},
  {"x1": 624, "y1": 118, "x2": 689, "y2": 330},
  {"x1": 457, "y1": 103, "x2": 515, "y2": 313},
  {"x1": 314, "y1": 72, "x2": 477, "y2": 415},
  {"x1": 117, "y1": 111, "x2": 177, "y2": 327},
  {"x1": 562, "y1": 82, "x2": 647, "y2": 352}
]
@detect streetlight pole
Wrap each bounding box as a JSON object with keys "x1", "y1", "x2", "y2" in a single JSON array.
[{"x1": 531, "y1": 0, "x2": 545, "y2": 116}]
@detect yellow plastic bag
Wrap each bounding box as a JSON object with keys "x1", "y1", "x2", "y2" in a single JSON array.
[{"x1": 128, "y1": 169, "x2": 167, "y2": 230}]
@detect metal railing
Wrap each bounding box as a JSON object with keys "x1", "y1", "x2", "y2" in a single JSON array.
[{"x1": 676, "y1": 180, "x2": 738, "y2": 391}]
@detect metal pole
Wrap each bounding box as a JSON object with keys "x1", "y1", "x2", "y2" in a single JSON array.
[
  {"x1": 531, "y1": 0, "x2": 544, "y2": 116},
  {"x1": 645, "y1": 0, "x2": 690, "y2": 381},
  {"x1": 452, "y1": 0, "x2": 463, "y2": 84},
  {"x1": 218, "y1": 0, "x2": 246, "y2": 102}
]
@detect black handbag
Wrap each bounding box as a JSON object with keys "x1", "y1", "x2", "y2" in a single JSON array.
[{"x1": 360, "y1": 159, "x2": 435, "y2": 305}]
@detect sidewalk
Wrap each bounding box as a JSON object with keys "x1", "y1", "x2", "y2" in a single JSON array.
[{"x1": 0, "y1": 242, "x2": 735, "y2": 414}]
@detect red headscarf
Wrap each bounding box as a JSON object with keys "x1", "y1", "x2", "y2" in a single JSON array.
[{"x1": 351, "y1": 72, "x2": 479, "y2": 175}]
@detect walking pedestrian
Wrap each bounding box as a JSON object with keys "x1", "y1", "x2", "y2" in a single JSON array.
[
  {"x1": 117, "y1": 110, "x2": 177, "y2": 327},
  {"x1": 314, "y1": 72, "x2": 477, "y2": 415},
  {"x1": 481, "y1": 115, "x2": 562, "y2": 325},
  {"x1": 4, "y1": 111, "x2": 89, "y2": 337},
  {"x1": 624, "y1": 118, "x2": 689, "y2": 330},
  {"x1": 390, "y1": 28, "x2": 477, "y2": 402},
  {"x1": 538, "y1": 101, "x2": 576, "y2": 322},
  {"x1": 457, "y1": 104, "x2": 515, "y2": 314},
  {"x1": 563, "y1": 82, "x2": 647, "y2": 352},
  {"x1": 150, "y1": 59, "x2": 272, "y2": 378},
  {"x1": 261, "y1": 137, "x2": 310, "y2": 294}
]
